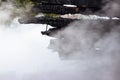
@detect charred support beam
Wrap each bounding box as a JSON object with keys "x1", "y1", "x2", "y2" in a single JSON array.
[
  {"x1": 30, "y1": 0, "x2": 103, "y2": 15},
  {"x1": 31, "y1": 4, "x2": 81, "y2": 15},
  {"x1": 19, "y1": 16, "x2": 75, "y2": 28},
  {"x1": 19, "y1": 16, "x2": 75, "y2": 37},
  {"x1": 31, "y1": 4, "x2": 102, "y2": 15}
]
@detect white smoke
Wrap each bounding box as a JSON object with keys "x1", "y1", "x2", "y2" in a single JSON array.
[
  {"x1": 102, "y1": 0, "x2": 120, "y2": 17},
  {"x1": 0, "y1": 2, "x2": 17, "y2": 25},
  {"x1": 48, "y1": 0, "x2": 120, "y2": 80},
  {"x1": 0, "y1": 0, "x2": 120, "y2": 80},
  {"x1": 0, "y1": 0, "x2": 32, "y2": 26}
]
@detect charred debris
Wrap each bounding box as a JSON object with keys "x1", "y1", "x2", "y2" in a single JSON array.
[
  {"x1": 18, "y1": 0, "x2": 105, "y2": 37},
  {"x1": 18, "y1": 0, "x2": 120, "y2": 59}
]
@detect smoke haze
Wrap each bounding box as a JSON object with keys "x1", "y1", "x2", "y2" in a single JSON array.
[
  {"x1": 0, "y1": 0, "x2": 120, "y2": 80},
  {"x1": 0, "y1": 0, "x2": 32, "y2": 26},
  {"x1": 48, "y1": 0, "x2": 120, "y2": 80}
]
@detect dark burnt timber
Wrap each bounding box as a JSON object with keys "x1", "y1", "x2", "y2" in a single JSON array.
[
  {"x1": 30, "y1": 0, "x2": 102, "y2": 8},
  {"x1": 18, "y1": 16, "x2": 120, "y2": 37},
  {"x1": 19, "y1": 0, "x2": 105, "y2": 37},
  {"x1": 41, "y1": 28, "x2": 63, "y2": 37},
  {"x1": 31, "y1": 0, "x2": 102, "y2": 15},
  {"x1": 19, "y1": 16, "x2": 75, "y2": 36},
  {"x1": 19, "y1": 16, "x2": 75, "y2": 28},
  {"x1": 19, "y1": 16, "x2": 76, "y2": 36},
  {"x1": 31, "y1": 4, "x2": 82, "y2": 15}
]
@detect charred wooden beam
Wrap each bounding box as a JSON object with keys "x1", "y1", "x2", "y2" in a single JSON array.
[{"x1": 19, "y1": 16, "x2": 75, "y2": 28}]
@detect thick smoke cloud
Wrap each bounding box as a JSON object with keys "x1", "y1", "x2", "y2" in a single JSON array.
[
  {"x1": 48, "y1": 0, "x2": 120, "y2": 80},
  {"x1": 0, "y1": 0, "x2": 31, "y2": 26},
  {"x1": 51, "y1": 0, "x2": 120, "y2": 59},
  {"x1": 0, "y1": 1, "x2": 16, "y2": 25},
  {"x1": 101, "y1": 0, "x2": 120, "y2": 17},
  {"x1": 0, "y1": 0, "x2": 120, "y2": 80}
]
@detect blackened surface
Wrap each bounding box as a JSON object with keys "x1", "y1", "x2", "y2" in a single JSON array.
[
  {"x1": 31, "y1": 4, "x2": 81, "y2": 15},
  {"x1": 48, "y1": 20, "x2": 120, "y2": 60},
  {"x1": 31, "y1": 0, "x2": 102, "y2": 7},
  {"x1": 30, "y1": 0, "x2": 103, "y2": 15},
  {"x1": 19, "y1": 16, "x2": 75, "y2": 28}
]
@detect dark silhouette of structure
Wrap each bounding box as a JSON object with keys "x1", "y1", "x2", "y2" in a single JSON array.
[
  {"x1": 18, "y1": 0, "x2": 120, "y2": 59},
  {"x1": 31, "y1": 0, "x2": 102, "y2": 15},
  {"x1": 19, "y1": 0, "x2": 103, "y2": 36}
]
